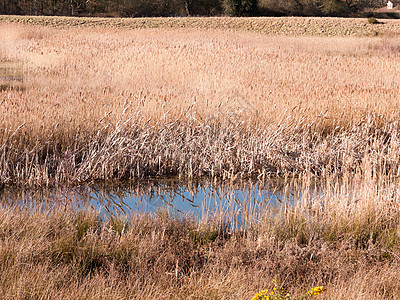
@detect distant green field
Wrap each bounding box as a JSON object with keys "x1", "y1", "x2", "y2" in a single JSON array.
[{"x1": 2, "y1": 15, "x2": 400, "y2": 36}]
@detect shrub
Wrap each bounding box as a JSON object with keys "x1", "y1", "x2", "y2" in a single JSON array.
[
  {"x1": 368, "y1": 17, "x2": 379, "y2": 24},
  {"x1": 253, "y1": 279, "x2": 324, "y2": 300}
]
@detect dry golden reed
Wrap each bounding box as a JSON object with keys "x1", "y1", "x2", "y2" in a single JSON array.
[
  {"x1": 1, "y1": 17, "x2": 400, "y2": 299},
  {"x1": 1, "y1": 20, "x2": 400, "y2": 186}
]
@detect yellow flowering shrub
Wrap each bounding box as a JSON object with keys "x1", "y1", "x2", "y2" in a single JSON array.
[
  {"x1": 252, "y1": 279, "x2": 324, "y2": 300},
  {"x1": 306, "y1": 286, "x2": 324, "y2": 297}
]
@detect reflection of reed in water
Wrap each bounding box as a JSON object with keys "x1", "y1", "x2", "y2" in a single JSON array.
[
  {"x1": 0, "y1": 177, "x2": 314, "y2": 224},
  {"x1": 0, "y1": 185, "x2": 90, "y2": 211}
]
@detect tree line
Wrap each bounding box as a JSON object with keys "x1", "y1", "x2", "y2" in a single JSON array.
[{"x1": 0, "y1": 0, "x2": 383, "y2": 17}]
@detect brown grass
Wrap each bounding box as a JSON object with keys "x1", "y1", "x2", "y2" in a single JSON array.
[
  {"x1": 1, "y1": 17, "x2": 400, "y2": 299},
  {"x1": 1, "y1": 22, "x2": 400, "y2": 185}
]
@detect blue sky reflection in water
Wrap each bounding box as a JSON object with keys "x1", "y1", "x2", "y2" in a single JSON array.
[
  {"x1": 87, "y1": 178, "x2": 305, "y2": 225},
  {"x1": 0, "y1": 178, "x2": 309, "y2": 227}
]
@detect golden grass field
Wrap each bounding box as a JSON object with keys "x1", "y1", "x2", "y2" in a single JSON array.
[
  {"x1": 1, "y1": 16, "x2": 400, "y2": 299},
  {"x1": 1, "y1": 17, "x2": 400, "y2": 185}
]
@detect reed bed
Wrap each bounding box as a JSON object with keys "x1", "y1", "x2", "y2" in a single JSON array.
[
  {"x1": 1, "y1": 18, "x2": 400, "y2": 299},
  {"x1": 1, "y1": 22, "x2": 400, "y2": 186}
]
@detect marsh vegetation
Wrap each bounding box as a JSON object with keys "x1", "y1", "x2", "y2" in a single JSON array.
[{"x1": 1, "y1": 16, "x2": 400, "y2": 299}]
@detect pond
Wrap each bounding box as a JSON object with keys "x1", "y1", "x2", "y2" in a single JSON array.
[
  {"x1": 0, "y1": 60, "x2": 24, "y2": 91},
  {"x1": 0, "y1": 177, "x2": 319, "y2": 227}
]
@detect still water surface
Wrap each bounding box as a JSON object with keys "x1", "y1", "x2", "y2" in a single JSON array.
[{"x1": 1, "y1": 178, "x2": 314, "y2": 225}]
